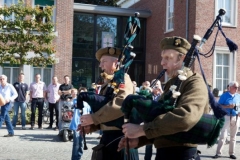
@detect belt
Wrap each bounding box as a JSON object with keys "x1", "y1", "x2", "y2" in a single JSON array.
[{"x1": 32, "y1": 98, "x2": 44, "y2": 100}]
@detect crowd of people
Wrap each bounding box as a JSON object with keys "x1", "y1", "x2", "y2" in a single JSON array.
[{"x1": 0, "y1": 73, "x2": 92, "y2": 159}]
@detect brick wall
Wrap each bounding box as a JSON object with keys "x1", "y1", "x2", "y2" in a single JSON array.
[{"x1": 54, "y1": 0, "x2": 74, "y2": 83}]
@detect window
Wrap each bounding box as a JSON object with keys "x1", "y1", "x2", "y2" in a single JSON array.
[
  {"x1": 33, "y1": 67, "x2": 52, "y2": 86},
  {"x1": 3, "y1": 0, "x2": 18, "y2": 21},
  {"x1": 34, "y1": 0, "x2": 55, "y2": 24},
  {"x1": 2, "y1": 67, "x2": 20, "y2": 84},
  {"x1": 215, "y1": 0, "x2": 237, "y2": 27},
  {"x1": 166, "y1": 0, "x2": 174, "y2": 31},
  {"x1": 214, "y1": 48, "x2": 235, "y2": 94}
]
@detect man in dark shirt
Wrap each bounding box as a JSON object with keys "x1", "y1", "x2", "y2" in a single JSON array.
[
  {"x1": 12, "y1": 73, "x2": 28, "y2": 130},
  {"x1": 58, "y1": 75, "x2": 73, "y2": 133}
]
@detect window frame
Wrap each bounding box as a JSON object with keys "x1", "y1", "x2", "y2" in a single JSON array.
[
  {"x1": 32, "y1": 0, "x2": 56, "y2": 29},
  {"x1": 1, "y1": 0, "x2": 18, "y2": 22},
  {"x1": 213, "y1": 47, "x2": 235, "y2": 95},
  {"x1": 0, "y1": 64, "x2": 20, "y2": 84},
  {"x1": 215, "y1": 0, "x2": 238, "y2": 27},
  {"x1": 32, "y1": 66, "x2": 53, "y2": 86},
  {"x1": 166, "y1": 0, "x2": 174, "y2": 32}
]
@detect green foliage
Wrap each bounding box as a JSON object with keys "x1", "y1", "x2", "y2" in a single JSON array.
[
  {"x1": 9, "y1": 107, "x2": 39, "y2": 125},
  {"x1": 0, "y1": 0, "x2": 56, "y2": 67},
  {"x1": 74, "y1": 0, "x2": 119, "y2": 7}
]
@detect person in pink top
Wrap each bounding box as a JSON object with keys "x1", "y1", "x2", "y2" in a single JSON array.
[
  {"x1": 29, "y1": 73, "x2": 47, "y2": 130},
  {"x1": 46, "y1": 76, "x2": 61, "y2": 130}
]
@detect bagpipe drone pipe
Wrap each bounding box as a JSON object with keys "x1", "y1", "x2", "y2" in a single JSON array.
[
  {"x1": 76, "y1": 13, "x2": 141, "y2": 150},
  {"x1": 121, "y1": 8, "x2": 238, "y2": 148}
]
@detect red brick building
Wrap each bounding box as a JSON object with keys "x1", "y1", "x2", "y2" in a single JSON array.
[{"x1": 118, "y1": 0, "x2": 239, "y2": 95}]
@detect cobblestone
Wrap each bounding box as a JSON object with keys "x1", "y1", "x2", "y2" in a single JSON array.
[{"x1": 1, "y1": 124, "x2": 240, "y2": 160}]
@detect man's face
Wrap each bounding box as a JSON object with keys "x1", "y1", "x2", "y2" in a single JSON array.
[
  {"x1": 229, "y1": 84, "x2": 239, "y2": 94},
  {"x1": 161, "y1": 49, "x2": 183, "y2": 78},
  {"x1": 145, "y1": 81, "x2": 150, "y2": 87},
  {"x1": 35, "y1": 74, "x2": 41, "y2": 82},
  {"x1": 99, "y1": 55, "x2": 117, "y2": 75},
  {"x1": 0, "y1": 76, "x2": 7, "y2": 85},
  {"x1": 52, "y1": 77, "x2": 58, "y2": 84},
  {"x1": 64, "y1": 76, "x2": 70, "y2": 84},
  {"x1": 19, "y1": 74, "x2": 24, "y2": 82}
]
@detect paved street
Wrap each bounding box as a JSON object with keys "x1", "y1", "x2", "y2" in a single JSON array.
[{"x1": 1, "y1": 124, "x2": 240, "y2": 160}]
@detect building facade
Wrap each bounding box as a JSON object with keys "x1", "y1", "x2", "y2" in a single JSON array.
[
  {"x1": 118, "y1": 0, "x2": 239, "y2": 95},
  {"x1": 0, "y1": 0, "x2": 150, "y2": 89}
]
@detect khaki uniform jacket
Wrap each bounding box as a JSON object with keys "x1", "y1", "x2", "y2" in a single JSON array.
[
  {"x1": 91, "y1": 74, "x2": 133, "y2": 131},
  {"x1": 139, "y1": 71, "x2": 210, "y2": 148}
]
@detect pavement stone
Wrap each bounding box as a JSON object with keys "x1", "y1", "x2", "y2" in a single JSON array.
[{"x1": 1, "y1": 123, "x2": 240, "y2": 160}]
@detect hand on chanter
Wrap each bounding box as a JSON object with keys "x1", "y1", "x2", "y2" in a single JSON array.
[
  {"x1": 77, "y1": 124, "x2": 91, "y2": 135},
  {"x1": 117, "y1": 137, "x2": 139, "y2": 152},
  {"x1": 122, "y1": 123, "x2": 145, "y2": 138},
  {"x1": 80, "y1": 114, "x2": 94, "y2": 126}
]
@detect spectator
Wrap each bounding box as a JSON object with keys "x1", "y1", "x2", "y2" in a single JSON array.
[
  {"x1": 132, "y1": 81, "x2": 139, "y2": 93},
  {"x1": 70, "y1": 88, "x2": 91, "y2": 160},
  {"x1": 58, "y1": 75, "x2": 73, "y2": 134},
  {"x1": 0, "y1": 74, "x2": 18, "y2": 137},
  {"x1": 12, "y1": 73, "x2": 28, "y2": 130},
  {"x1": 151, "y1": 79, "x2": 163, "y2": 94},
  {"x1": 46, "y1": 76, "x2": 61, "y2": 130},
  {"x1": 29, "y1": 73, "x2": 47, "y2": 130},
  {"x1": 140, "y1": 81, "x2": 152, "y2": 93},
  {"x1": 213, "y1": 81, "x2": 240, "y2": 159}
]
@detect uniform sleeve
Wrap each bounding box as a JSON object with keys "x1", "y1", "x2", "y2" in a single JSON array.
[
  {"x1": 91, "y1": 74, "x2": 134, "y2": 125},
  {"x1": 143, "y1": 74, "x2": 208, "y2": 139}
]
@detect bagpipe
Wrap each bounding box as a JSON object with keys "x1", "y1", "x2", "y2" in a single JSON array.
[
  {"x1": 76, "y1": 13, "x2": 141, "y2": 151},
  {"x1": 121, "y1": 8, "x2": 238, "y2": 148}
]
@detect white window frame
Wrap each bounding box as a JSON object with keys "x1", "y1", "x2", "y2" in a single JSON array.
[
  {"x1": 0, "y1": 66, "x2": 20, "y2": 84},
  {"x1": 215, "y1": 0, "x2": 238, "y2": 27},
  {"x1": 32, "y1": 66, "x2": 53, "y2": 87},
  {"x1": 166, "y1": 0, "x2": 174, "y2": 32},
  {"x1": 213, "y1": 47, "x2": 235, "y2": 95},
  {"x1": 32, "y1": 0, "x2": 56, "y2": 28},
  {"x1": 1, "y1": 0, "x2": 18, "y2": 21}
]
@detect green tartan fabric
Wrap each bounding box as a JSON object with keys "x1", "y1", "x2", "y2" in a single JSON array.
[
  {"x1": 121, "y1": 94, "x2": 225, "y2": 147},
  {"x1": 164, "y1": 115, "x2": 225, "y2": 147}
]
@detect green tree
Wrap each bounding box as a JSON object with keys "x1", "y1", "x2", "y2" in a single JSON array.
[
  {"x1": 0, "y1": 0, "x2": 56, "y2": 67},
  {"x1": 74, "y1": 0, "x2": 119, "y2": 7}
]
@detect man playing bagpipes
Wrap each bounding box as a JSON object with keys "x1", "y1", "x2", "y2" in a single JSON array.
[
  {"x1": 79, "y1": 47, "x2": 139, "y2": 160},
  {"x1": 118, "y1": 36, "x2": 212, "y2": 160}
]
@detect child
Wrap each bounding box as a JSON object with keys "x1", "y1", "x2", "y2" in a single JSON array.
[{"x1": 69, "y1": 88, "x2": 91, "y2": 160}]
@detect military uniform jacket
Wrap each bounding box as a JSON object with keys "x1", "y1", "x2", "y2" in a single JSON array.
[
  {"x1": 91, "y1": 74, "x2": 133, "y2": 131},
  {"x1": 139, "y1": 70, "x2": 209, "y2": 148}
]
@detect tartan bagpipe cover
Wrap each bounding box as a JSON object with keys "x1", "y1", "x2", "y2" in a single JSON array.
[{"x1": 121, "y1": 94, "x2": 225, "y2": 147}]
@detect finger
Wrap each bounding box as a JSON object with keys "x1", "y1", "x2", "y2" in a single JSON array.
[
  {"x1": 117, "y1": 138, "x2": 126, "y2": 152},
  {"x1": 122, "y1": 124, "x2": 126, "y2": 128}
]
